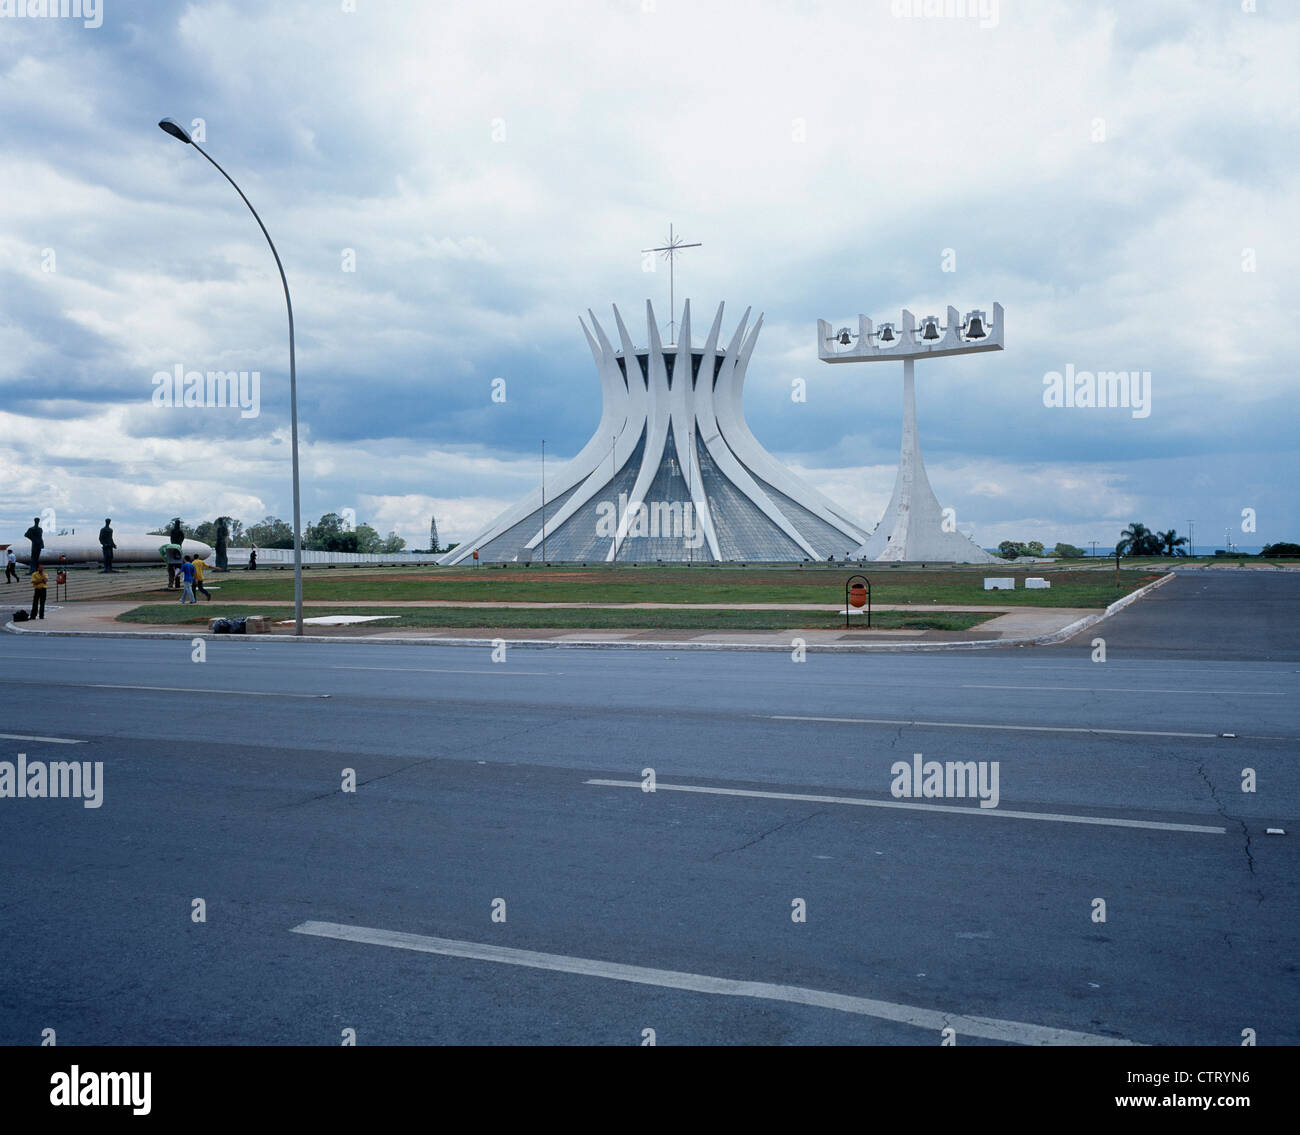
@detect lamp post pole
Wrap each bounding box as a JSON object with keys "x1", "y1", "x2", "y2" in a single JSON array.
[{"x1": 157, "y1": 118, "x2": 303, "y2": 635}]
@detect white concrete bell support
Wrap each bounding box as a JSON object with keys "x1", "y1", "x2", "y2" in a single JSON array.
[
  {"x1": 817, "y1": 303, "x2": 1004, "y2": 363},
  {"x1": 815, "y1": 301, "x2": 1006, "y2": 563}
]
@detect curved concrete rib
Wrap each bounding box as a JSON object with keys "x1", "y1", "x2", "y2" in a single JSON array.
[
  {"x1": 609, "y1": 301, "x2": 673, "y2": 561},
  {"x1": 520, "y1": 309, "x2": 643, "y2": 552},
  {"x1": 442, "y1": 315, "x2": 627, "y2": 565},
  {"x1": 667, "y1": 301, "x2": 722, "y2": 561},
  {"x1": 713, "y1": 315, "x2": 870, "y2": 546},
  {"x1": 693, "y1": 304, "x2": 820, "y2": 559}
]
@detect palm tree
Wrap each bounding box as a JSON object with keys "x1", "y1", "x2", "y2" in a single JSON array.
[
  {"x1": 1158, "y1": 529, "x2": 1188, "y2": 557},
  {"x1": 1117, "y1": 522, "x2": 1158, "y2": 556}
]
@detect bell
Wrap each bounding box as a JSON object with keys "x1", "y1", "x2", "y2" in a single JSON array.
[
  {"x1": 921, "y1": 317, "x2": 940, "y2": 341},
  {"x1": 878, "y1": 323, "x2": 896, "y2": 343},
  {"x1": 964, "y1": 310, "x2": 987, "y2": 339},
  {"x1": 837, "y1": 327, "x2": 853, "y2": 346}
]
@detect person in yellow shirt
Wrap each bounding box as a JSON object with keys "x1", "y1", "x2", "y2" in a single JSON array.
[
  {"x1": 30, "y1": 566, "x2": 48, "y2": 620},
  {"x1": 192, "y1": 555, "x2": 212, "y2": 601}
]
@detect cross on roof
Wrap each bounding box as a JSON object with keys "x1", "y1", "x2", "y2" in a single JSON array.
[{"x1": 642, "y1": 223, "x2": 701, "y2": 344}]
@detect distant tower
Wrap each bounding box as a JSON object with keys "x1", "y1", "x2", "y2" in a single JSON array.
[
  {"x1": 817, "y1": 304, "x2": 1005, "y2": 563},
  {"x1": 429, "y1": 515, "x2": 440, "y2": 554}
]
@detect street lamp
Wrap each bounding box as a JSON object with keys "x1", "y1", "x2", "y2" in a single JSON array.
[{"x1": 158, "y1": 117, "x2": 303, "y2": 635}]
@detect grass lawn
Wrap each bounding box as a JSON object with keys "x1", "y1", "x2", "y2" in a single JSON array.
[
  {"x1": 115, "y1": 604, "x2": 995, "y2": 632},
  {"x1": 111, "y1": 564, "x2": 1163, "y2": 608}
]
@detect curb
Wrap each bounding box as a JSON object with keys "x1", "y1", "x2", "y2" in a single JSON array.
[
  {"x1": 3, "y1": 573, "x2": 1176, "y2": 653},
  {"x1": 1023, "y1": 571, "x2": 1176, "y2": 647}
]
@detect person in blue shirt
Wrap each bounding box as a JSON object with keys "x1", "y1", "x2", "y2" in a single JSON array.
[{"x1": 179, "y1": 555, "x2": 197, "y2": 603}]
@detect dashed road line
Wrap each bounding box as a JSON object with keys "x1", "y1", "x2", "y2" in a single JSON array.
[
  {"x1": 0, "y1": 733, "x2": 86, "y2": 745},
  {"x1": 768, "y1": 714, "x2": 1219, "y2": 739},
  {"x1": 88, "y1": 684, "x2": 330, "y2": 698},
  {"x1": 585, "y1": 779, "x2": 1226, "y2": 834}
]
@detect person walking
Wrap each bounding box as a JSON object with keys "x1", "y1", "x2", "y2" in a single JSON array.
[
  {"x1": 247, "y1": 547, "x2": 258, "y2": 570},
  {"x1": 4, "y1": 548, "x2": 17, "y2": 584},
  {"x1": 192, "y1": 553, "x2": 212, "y2": 600},
  {"x1": 30, "y1": 564, "x2": 48, "y2": 620},
  {"x1": 179, "y1": 555, "x2": 197, "y2": 603},
  {"x1": 160, "y1": 543, "x2": 183, "y2": 589},
  {"x1": 99, "y1": 518, "x2": 117, "y2": 573},
  {"x1": 24, "y1": 517, "x2": 43, "y2": 572}
]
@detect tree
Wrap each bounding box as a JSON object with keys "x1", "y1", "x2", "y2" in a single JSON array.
[
  {"x1": 305, "y1": 513, "x2": 361, "y2": 552},
  {"x1": 244, "y1": 515, "x2": 295, "y2": 549},
  {"x1": 379, "y1": 531, "x2": 407, "y2": 554},
  {"x1": 1261, "y1": 541, "x2": 1300, "y2": 557},
  {"x1": 1117, "y1": 522, "x2": 1161, "y2": 557},
  {"x1": 353, "y1": 524, "x2": 383, "y2": 553},
  {"x1": 1052, "y1": 542, "x2": 1085, "y2": 558},
  {"x1": 190, "y1": 520, "x2": 219, "y2": 546},
  {"x1": 997, "y1": 540, "x2": 1045, "y2": 559},
  {"x1": 1157, "y1": 529, "x2": 1188, "y2": 557}
]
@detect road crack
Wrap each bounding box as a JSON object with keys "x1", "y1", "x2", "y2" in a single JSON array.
[
  {"x1": 711, "y1": 809, "x2": 827, "y2": 859},
  {"x1": 1196, "y1": 761, "x2": 1260, "y2": 901},
  {"x1": 272, "y1": 756, "x2": 441, "y2": 808}
]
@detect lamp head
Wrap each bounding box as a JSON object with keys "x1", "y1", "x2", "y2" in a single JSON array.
[{"x1": 158, "y1": 118, "x2": 193, "y2": 144}]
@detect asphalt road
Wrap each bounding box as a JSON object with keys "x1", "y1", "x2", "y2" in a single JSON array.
[{"x1": 0, "y1": 569, "x2": 1295, "y2": 1045}]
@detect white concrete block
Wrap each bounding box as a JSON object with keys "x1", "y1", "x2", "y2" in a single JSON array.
[
  {"x1": 1025, "y1": 577, "x2": 1051, "y2": 589},
  {"x1": 984, "y1": 577, "x2": 1015, "y2": 590}
]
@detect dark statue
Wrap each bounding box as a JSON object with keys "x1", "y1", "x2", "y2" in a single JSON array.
[
  {"x1": 23, "y1": 517, "x2": 43, "y2": 571},
  {"x1": 169, "y1": 519, "x2": 184, "y2": 547},
  {"x1": 99, "y1": 518, "x2": 116, "y2": 573},
  {"x1": 215, "y1": 517, "x2": 229, "y2": 571}
]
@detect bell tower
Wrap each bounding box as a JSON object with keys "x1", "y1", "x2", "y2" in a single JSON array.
[{"x1": 817, "y1": 304, "x2": 1005, "y2": 563}]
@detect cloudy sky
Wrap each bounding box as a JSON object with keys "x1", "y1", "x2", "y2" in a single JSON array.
[{"x1": 2, "y1": 0, "x2": 1296, "y2": 553}]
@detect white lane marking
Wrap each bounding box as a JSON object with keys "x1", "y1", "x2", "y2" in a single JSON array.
[
  {"x1": 290, "y1": 919, "x2": 1138, "y2": 1046},
  {"x1": 89, "y1": 684, "x2": 330, "y2": 699},
  {"x1": 585, "y1": 779, "x2": 1226, "y2": 835},
  {"x1": 768, "y1": 714, "x2": 1218, "y2": 739},
  {"x1": 0, "y1": 733, "x2": 86, "y2": 745},
  {"x1": 331, "y1": 666, "x2": 556, "y2": 676},
  {"x1": 962, "y1": 684, "x2": 1284, "y2": 696}
]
